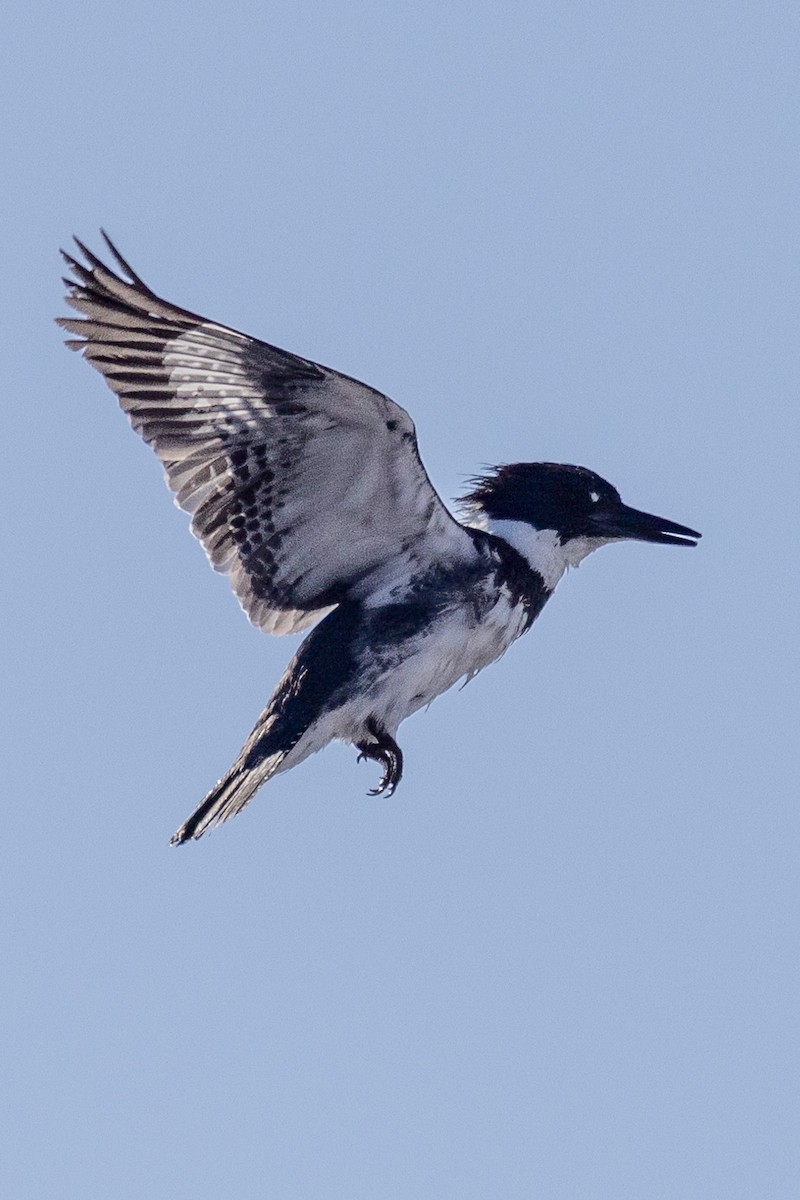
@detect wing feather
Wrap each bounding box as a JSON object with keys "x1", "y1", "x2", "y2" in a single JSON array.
[{"x1": 58, "y1": 234, "x2": 474, "y2": 634}]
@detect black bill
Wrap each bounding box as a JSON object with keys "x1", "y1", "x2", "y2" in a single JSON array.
[{"x1": 591, "y1": 504, "x2": 701, "y2": 546}]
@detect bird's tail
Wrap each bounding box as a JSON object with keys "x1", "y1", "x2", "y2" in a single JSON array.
[
  {"x1": 170, "y1": 726, "x2": 289, "y2": 845},
  {"x1": 171, "y1": 605, "x2": 354, "y2": 844}
]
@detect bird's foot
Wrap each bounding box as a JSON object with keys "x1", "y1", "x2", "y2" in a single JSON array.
[{"x1": 356, "y1": 719, "x2": 404, "y2": 797}]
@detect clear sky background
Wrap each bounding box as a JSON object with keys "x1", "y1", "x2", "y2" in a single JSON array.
[{"x1": 3, "y1": 2, "x2": 798, "y2": 1197}]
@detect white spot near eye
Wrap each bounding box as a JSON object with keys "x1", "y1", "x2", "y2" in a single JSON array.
[{"x1": 590, "y1": 491, "x2": 600, "y2": 503}]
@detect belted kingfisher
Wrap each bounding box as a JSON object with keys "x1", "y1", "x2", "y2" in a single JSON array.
[{"x1": 58, "y1": 234, "x2": 701, "y2": 844}]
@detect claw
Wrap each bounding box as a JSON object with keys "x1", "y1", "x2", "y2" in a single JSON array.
[{"x1": 355, "y1": 718, "x2": 404, "y2": 797}]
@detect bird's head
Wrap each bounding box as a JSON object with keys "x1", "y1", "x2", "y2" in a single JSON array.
[{"x1": 461, "y1": 463, "x2": 700, "y2": 588}]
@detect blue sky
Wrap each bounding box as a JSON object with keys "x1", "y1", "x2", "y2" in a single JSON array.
[{"x1": 3, "y1": 2, "x2": 798, "y2": 1197}]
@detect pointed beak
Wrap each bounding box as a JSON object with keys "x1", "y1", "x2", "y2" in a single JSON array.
[{"x1": 590, "y1": 504, "x2": 701, "y2": 546}]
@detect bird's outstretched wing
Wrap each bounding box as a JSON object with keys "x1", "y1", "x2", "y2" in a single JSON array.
[{"x1": 58, "y1": 234, "x2": 474, "y2": 634}]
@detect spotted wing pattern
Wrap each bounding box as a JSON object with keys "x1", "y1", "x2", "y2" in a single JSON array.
[{"x1": 58, "y1": 235, "x2": 474, "y2": 634}]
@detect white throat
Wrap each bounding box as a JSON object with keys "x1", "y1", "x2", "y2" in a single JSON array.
[{"x1": 475, "y1": 517, "x2": 610, "y2": 591}]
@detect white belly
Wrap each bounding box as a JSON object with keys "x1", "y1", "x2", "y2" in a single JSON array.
[
  {"x1": 284, "y1": 589, "x2": 530, "y2": 772},
  {"x1": 374, "y1": 595, "x2": 527, "y2": 730}
]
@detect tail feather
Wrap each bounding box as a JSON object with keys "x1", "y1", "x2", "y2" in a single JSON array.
[
  {"x1": 170, "y1": 603, "x2": 357, "y2": 843},
  {"x1": 170, "y1": 748, "x2": 287, "y2": 845}
]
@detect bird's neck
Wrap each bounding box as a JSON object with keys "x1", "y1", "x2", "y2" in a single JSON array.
[{"x1": 474, "y1": 517, "x2": 603, "y2": 591}]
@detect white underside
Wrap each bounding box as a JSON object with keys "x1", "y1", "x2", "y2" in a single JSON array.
[
  {"x1": 270, "y1": 519, "x2": 612, "y2": 781},
  {"x1": 273, "y1": 582, "x2": 531, "y2": 775}
]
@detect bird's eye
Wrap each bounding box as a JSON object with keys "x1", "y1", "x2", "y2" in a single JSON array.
[{"x1": 589, "y1": 491, "x2": 601, "y2": 504}]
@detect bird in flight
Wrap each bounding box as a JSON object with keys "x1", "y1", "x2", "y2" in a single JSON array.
[{"x1": 59, "y1": 234, "x2": 700, "y2": 844}]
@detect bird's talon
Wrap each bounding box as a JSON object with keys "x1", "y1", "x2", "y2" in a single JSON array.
[{"x1": 355, "y1": 720, "x2": 404, "y2": 799}]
